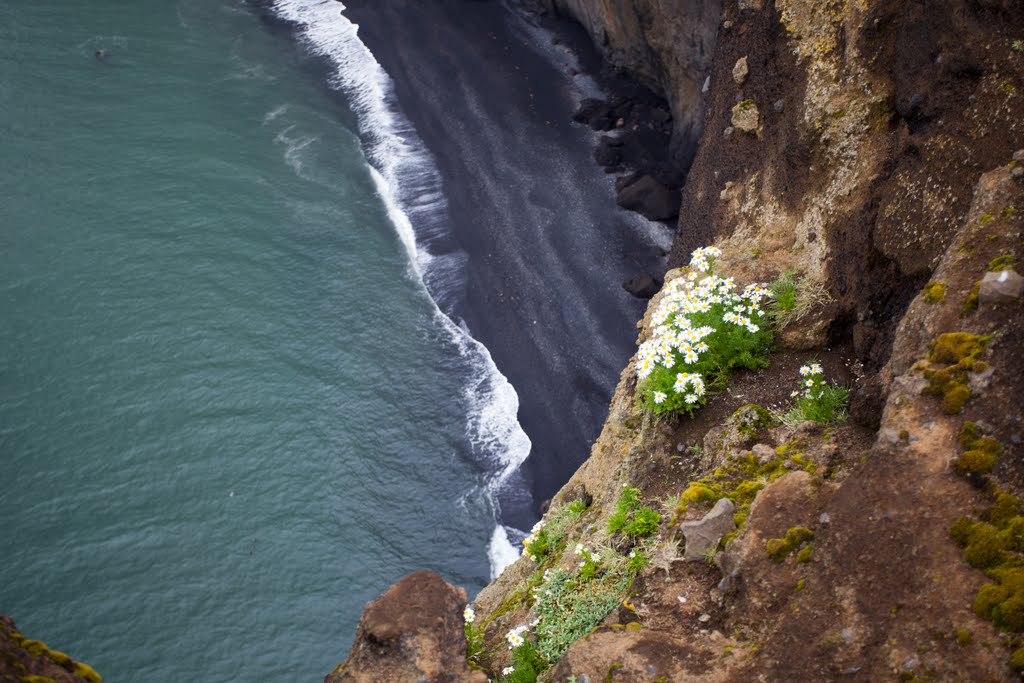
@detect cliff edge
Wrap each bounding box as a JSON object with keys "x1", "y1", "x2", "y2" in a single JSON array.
[{"x1": 332, "y1": 0, "x2": 1024, "y2": 680}]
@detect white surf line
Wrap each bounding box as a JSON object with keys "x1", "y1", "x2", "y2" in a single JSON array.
[{"x1": 270, "y1": 0, "x2": 530, "y2": 579}]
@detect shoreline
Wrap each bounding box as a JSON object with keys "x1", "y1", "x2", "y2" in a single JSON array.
[{"x1": 340, "y1": 0, "x2": 670, "y2": 527}]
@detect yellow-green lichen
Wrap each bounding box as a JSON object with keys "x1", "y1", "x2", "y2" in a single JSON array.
[
  {"x1": 766, "y1": 527, "x2": 815, "y2": 562},
  {"x1": 961, "y1": 280, "x2": 981, "y2": 316},
  {"x1": 989, "y1": 255, "x2": 1015, "y2": 272},
  {"x1": 922, "y1": 333, "x2": 990, "y2": 415},
  {"x1": 923, "y1": 281, "x2": 946, "y2": 304},
  {"x1": 954, "y1": 422, "x2": 1002, "y2": 477},
  {"x1": 1012, "y1": 646, "x2": 1024, "y2": 671},
  {"x1": 959, "y1": 490, "x2": 1024, "y2": 647},
  {"x1": 955, "y1": 628, "x2": 973, "y2": 647}
]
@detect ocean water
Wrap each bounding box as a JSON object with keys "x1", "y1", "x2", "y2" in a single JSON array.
[{"x1": 0, "y1": 1, "x2": 528, "y2": 680}]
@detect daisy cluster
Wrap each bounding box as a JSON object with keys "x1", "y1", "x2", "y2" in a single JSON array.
[
  {"x1": 791, "y1": 362, "x2": 825, "y2": 399},
  {"x1": 635, "y1": 246, "x2": 770, "y2": 413},
  {"x1": 463, "y1": 606, "x2": 475, "y2": 624},
  {"x1": 505, "y1": 624, "x2": 529, "y2": 649},
  {"x1": 521, "y1": 520, "x2": 544, "y2": 562}
]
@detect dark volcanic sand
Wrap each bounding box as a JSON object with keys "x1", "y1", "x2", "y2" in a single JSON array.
[{"x1": 341, "y1": 0, "x2": 669, "y2": 527}]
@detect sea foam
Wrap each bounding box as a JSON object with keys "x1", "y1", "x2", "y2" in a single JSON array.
[{"x1": 271, "y1": 0, "x2": 530, "y2": 579}]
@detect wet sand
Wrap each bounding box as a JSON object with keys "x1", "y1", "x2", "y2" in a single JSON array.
[{"x1": 341, "y1": 0, "x2": 668, "y2": 527}]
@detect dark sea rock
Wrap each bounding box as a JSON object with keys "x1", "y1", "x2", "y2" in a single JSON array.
[
  {"x1": 616, "y1": 174, "x2": 681, "y2": 221},
  {"x1": 622, "y1": 273, "x2": 662, "y2": 299}
]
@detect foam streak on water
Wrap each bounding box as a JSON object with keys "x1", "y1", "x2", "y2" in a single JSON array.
[{"x1": 270, "y1": 0, "x2": 527, "y2": 577}]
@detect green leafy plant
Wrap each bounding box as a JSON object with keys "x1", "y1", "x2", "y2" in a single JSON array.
[
  {"x1": 779, "y1": 362, "x2": 849, "y2": 425},
  {"x1": 769, "y1": 269, "x2": 800, "y2": 313},
  {"x1": 607, "y1": 486, "x2": 661, "y2": 538},
  {"x1": 521, "y1": 499, "x2": 590, "y2": 563},
  {"x1": 636, "y1": 246, "x2": 773, "y2": 416},
  {"x1": 463, "y1": 606, "x2": 486, "y2": 666},
  {"x1": 531, "y1": 564, "x2": 635, "y2": 663}
]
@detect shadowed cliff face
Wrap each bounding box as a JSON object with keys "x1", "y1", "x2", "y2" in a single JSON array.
[{"x1": 528, "y1": 0, "x2": 723, "y2": 170}]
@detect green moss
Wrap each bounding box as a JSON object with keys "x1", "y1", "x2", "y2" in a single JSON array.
[
  {"x1": 955, "y1": 629, "x2": 973, "y2": 647},
  {"x1": 942, "y1": 386, "x2": 971, "y2": 415},
  {"x1": 796, "y1": 578, "x2": 806, "y2": 591},
  {"x1": 22, "y1": 677, "x2": 59, "y2": 683},
  {"x1": 1000, "y1": 517, "x2": 1024, "y2": 552},
  {"x1": 681, "y1": 483, "x2": 721, "y2": 506},
  {"x1": 795, "y1": 543, "x2": 814, "y2": 563},
  {"x1": 961, "y1": 280, "x2": 981, "y2": 316},
  {"x1": 73, "y1": 662, "x2": 102, "y2": 683},
  {"x1": 929, "y1": 332, "x2": 990, "y2": 365},
  {"x1": 766, "y1": 527, "x2": 815, "y2": 562},
  {"x1": 1012, "y1": 647, "x2": 1024, "y2": 671},
  {"x1": 955, "y1": 448, "x2": 998, "y2": 475},
  {"x1": 732, "y1": 404, "x2": 773, "y2": 438},
  {"x1": 737, "y1": 99, "x2": 756, "y2": 110},
  {"x1": 964, "y1": 523, "x2": 1006, "y2": 568},
  {"x1": 923, "y1": 333, "x2": 990, "y2": 415},
  {"x1": 955, "y1": 423, "x2": 1003, "y2": 477},
  {"x1": 974, "y1": 583, "x2": 1010, "y2": 619},
  {"x1": 950, "y1": 517, "x2": 977, "y2": 546},
  {"x1": 997, "y1": 593, "x2": 1024, "y2": 631},
  {"x1": 989, "y1": 493, "x2": 1021, "y2": 526},
  {"x1": 923, "y1": 281, "x2": 946, "y2": 304},
  {"x1": 988, "y1": 255, "x2": 1015, "y2": 271}
]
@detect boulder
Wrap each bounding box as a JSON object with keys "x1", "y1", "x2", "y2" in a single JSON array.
[
  {"x1": 681, "y1": 498, "x2": 736, "y2": 561},
  {"x1": 325, "y1": 571, "x2": 485, "y2": 683},
  {"x1": 622, "y1": 273, "x2": 662, "y2": 299},
  {"x1": 616, "y1": 174, "x2": 681, "y2": 221},
  {"x1": 572, "y1": 98, "x2": 616, "y2": 131},
  {"x1": 732, "y1": 56, "x2": 749, "y2": 85},
  {"x1": 731, "y1": 100, "x2": 760, "y2": 133},
  {"x1": 593, "y1": 136, "x2": 623, "y2": 167},
  {"x1": 752, "y1": 443, "x2": 776, "y2": 465},
  {"x1": 978, "y1": 269, "x2": 1024, "y2": 305}
]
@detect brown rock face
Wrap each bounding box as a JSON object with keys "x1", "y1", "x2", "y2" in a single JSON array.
[
  {"x1": 325, "y1": 571, "x2": 485, "y2": 683},
  {"x1": 0, "y1": 616, "x2": 102, "y2": 683}
]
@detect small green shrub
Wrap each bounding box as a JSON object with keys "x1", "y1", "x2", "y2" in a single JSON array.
[
  {"x1": 607, "y1": 486, "x2": 661, "y2": 539},
  {"x1": 521, "y1": 499, "x2": 589, "y2": 563},
  {"x1": 624, "y1": 507, "x2": 661, "y2": 538}
]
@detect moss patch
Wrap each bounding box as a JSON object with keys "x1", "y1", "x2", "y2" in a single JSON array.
[
  {"x1": 922, "y1": 333, "x2": 990, "y2": 415},
  {"x1": 923, "y1": 281, "x2": 946, "y2": 304},
  {"x1": 674, "y1": 440, "x2": 817, "y2": 541},
  {"x1": 766, "y1": 527, "x2": 815, "y2": 562},
  {"x1": 961, "y1": 280, "x2": 981, "y2": 316},
  {"x1": 988, "y1": 255, "x2": 1015, "y2": 272},
  {"x1": 954, "y1": 422, "x2": 1002, "y2": 477}
]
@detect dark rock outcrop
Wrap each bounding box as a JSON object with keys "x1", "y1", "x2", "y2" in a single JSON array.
[
  {"x1": 622, "y1": 272, "x2": 662, "y2": 299},
  {"x1": 530, "y1": 0, "x2": 724, "y2": 170},
  {"x1": 616, "y1": 174, "x2": 681, "y2": 221},
  {"x1": 325, "y1": 572, "x2": 485, "y2": 683}
]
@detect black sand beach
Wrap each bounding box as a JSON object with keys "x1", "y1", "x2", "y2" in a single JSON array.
[{"x1": 342, "y1": 0, "x2": 669, "y2": 527}]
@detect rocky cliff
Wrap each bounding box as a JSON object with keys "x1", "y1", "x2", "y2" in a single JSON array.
[
  {"x1": 330, "y1": 0, "x2": 1024, "y2": 680},
  {"x1": 0, "y1": 616, "x2": 102, "y2": 683}
]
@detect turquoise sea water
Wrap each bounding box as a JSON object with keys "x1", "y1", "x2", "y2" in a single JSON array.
[{"x1": 1, "y1": 1, "x2": 522, "y2": 680}]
